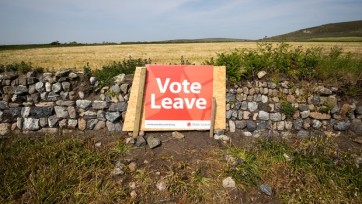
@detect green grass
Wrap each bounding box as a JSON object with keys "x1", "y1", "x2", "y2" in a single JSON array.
[
  {"x1": 0, "y1": 135, "x2": 129, "y2": 203},
  {"x1": 223, "y1": 137, "x2": 362, "y2": 203},
  {"x1": 1, "y1": 134, "x2": 361, "y2": 203}
]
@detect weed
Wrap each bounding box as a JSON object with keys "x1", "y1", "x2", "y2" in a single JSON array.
[
  {"x1": 280, "y1": 101, "x2": 296, "y2": 119},
  {"x1": 93, "y1": 56, "x2": 151, "y2": 87}
]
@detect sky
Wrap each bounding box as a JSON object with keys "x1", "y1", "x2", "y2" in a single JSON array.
[{"x1": 0, "y1": 0, "x2": 361, "y2": 45}]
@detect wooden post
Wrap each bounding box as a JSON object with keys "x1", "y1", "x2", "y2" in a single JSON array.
[
  {"x1": 133, "y1": 68, "x2": 147, "y2": 137},
  {"x1": 209, "y1": 97, "x2": 217, "y2": 137}
]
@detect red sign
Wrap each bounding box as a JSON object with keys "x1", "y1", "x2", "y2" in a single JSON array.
[{"x1": 144, "y1": 65, "x2": 214, "y2": 129}]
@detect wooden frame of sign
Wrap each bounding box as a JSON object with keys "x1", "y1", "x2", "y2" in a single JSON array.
[{"x1": 123, "y1": 66, "x2": 226, "y2": 131}]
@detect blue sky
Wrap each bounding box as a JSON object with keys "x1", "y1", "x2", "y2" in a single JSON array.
[{"x1": 0, "y1": 0, "x2": 361, "y2": 44}]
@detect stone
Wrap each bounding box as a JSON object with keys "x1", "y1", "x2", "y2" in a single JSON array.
[
  {"x1": 67, "y1": 106, "x2": 77, "y2": 118},
  {"x1": 47, "y1": 92, "x2": 60, "y2": 101},
  {"x1": 128, "y1": 162, "x2": 137, "y2": 172},
  {"x1": 56, "y1": 100, "x2": 75, "y2": 106},
  {"x1": 270, "y1": 112, "x2": 282, "y2": 122},
  {"x1": 226, "y1": 110, "x2": 232, "y2": 119},
  {"x1": 54, "y1": 106, "x2": 69, "y2": 118},
  {"x1": 0, "y1": 123, "x2": 10, "y2": 135},
  {"x1": 243, "y1": 131, "x2": 252, "y2": 137},
  {"x1": 238, "y1": 111, "x2": 243, "y2": 120},
  {"x1": 15, "y1": 85, "x2": 28, "y2": 95},
  {"x1": 316, "y1": 86, "x2": 332, "y2": 96},
  {"x1": 226, "y1": 93, "x2": 235, "y2": 102},
  {"x1": 214, "y1": 135, "x2": 230, "y2": 141},
  {"x1": 235, "y1": 120, "x2": 247, "y2": 129},
  {"x1": 240, "y1": 101, "x2": 248, "y2": 110},
  {"x1": 229, "y1": 120, "x2": 236, "y2": 132},
  {"x1": 61, "y1": 82, "x2": 71, "y2": 92},
  {"x1": 39, "y1": 118, "x2": 48, "y2": 127},
  {"x1": 106, "y1": 121, "x2": 122, "y2": 131},
  {"x1": 21, "y1": 107, "x2": 31, "y2": 118},
  {"x1": 0, "y1": 101, "x2": 8, "y2": 110},
  {"x1": 92, "y1": 100, "x2": 108, "y2": 109},
  {"x1": 76, "y1": 100, "x2": 91, "y2": 109},
  {"x1": 261, "y1": 95, "x2": 268, "y2": 103},
  {"x1": 286, "y1": 95, "x2": 296, "y2": 103},
  {"x1": 310, "y1": 112, "x2": 331, "y2": 120},
  {"x1": 214, "y1": 129, "x2": 225, "y2": 135},
  {"x1": 334, "y1": 121, "x2": 351, "y2": 131},
  {"x1": 55, "y1": 70, "x2": 71, "y2": 78},
  {"x1": 299, "y1": 104, "x2": 310, "y2": 111},
  {"x1": 58, "y1": 119, "x2": 67, "y2": 128},
  {"x1": 222, "y1": 177, "x2": 236, "y2": 188},
  {"x1": 248, "y1": 102, "x2": 258, "y2": 112},
  {"x1": 300, "y1": 110, "x2": 310, "y2": 119},
  {"x1": 172, "y1": 131, "x2": 185, "y2": 139},
  {"x1": 297, "y1": 130, "x2": 309, "y2": 138},
  {"x1": 109, "y1": 102, "x2": 127, "y2": 112},
  {"x1": 331, "y1": 106, "x2": 340, "y2": 114},
  {"x1": 312, "y1": 120, "x2": 322, "y2": 129},
  {"x1": 350, "y1": 121, "x2": 362, "y2": 135},
  {"x1": 16, "y1": 117, "x2": 23, "y2": 129},
  {"x1": 156, "y1": 180, "x2": 167, "y2": 191},
  {"x1": 293, "y1": 119, "x2": 303, "y2": 130},
  {"x1": 87, "y1": 119, "x2": 98, "y2": 129},
  {"x1": 147, "y1": 136, "x2": 161, "y2": 149},
  {"x1": 260, "y1": 184, "x2": 273, "y2": 196},
  {"x1": 111, "y1": 167, "x2": 124, "y2": 177},
  {"x1": 81, "y1": 110, "x2": 97, "y2": 119},
  {"x1": 78, "y1": 118, "x2": 87, "y2": 130},
  {"x1": 120, "y1": 84, "x2": 129, "y2": 94},
  {"x1": 93, "y1": 121, "x2": 106, "y2": 130},
  {"x1": 52, "y1": 82, "x2": 62, "y2": 93},
  {"x1": 78, "y1": 91, "x2": 85, "y2": 99},
  {"x1": 97, "y1": 110, "x2": 106, "y2": 121},
  {"x1": 276, "y1": 121, "x2": 285, "y2": 131},
  {"x1": 105, "y1": 112, "x2": 121, "y2": 122},
  {"x1": 258, "y1": 111, "x2": 269, "y2": 120},
  {"x1": 303, "y1": 118, "x2": 311, "y2": 129},
  {"x1": 246, "y1": 120, "x2": 257, "y2": 132},
  {"x1": 68, "y1": 119, "x2": 78, "y2": 129},
  {"x1": 48, "y1": 115, "x2": 59, "y2": 127},
  {"x1": 2, "y1": 108, "x2": 22, "y2": 122},
  {"x1": 257, "y1": 71, "x2": 267, "y2": 79},
  {"x1": 68, "y1": 72, "x2": 78, "y2": 79},
  {"x1": 28, "y1": 84, "x2": 36, "y2": 94},
  {"x1": 89, "y1": 77, "x2": 97, "y2": 85},
  {"x1": 23, "y1": 118, "x2": 40, "y2": 131},
  {"x1": 113, "y1": 73, "x2": 125, "y2": 84},
  {"x1": 136, "y1": 136, "x2": 146, "y2": 146},
  {"x1": 311, "y1": 96, "x2": 320, "y2": 105}
]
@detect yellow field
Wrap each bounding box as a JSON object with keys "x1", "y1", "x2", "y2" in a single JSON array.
[{"x1": 0, "y1": 42, "x2": 361, "y2": 70}]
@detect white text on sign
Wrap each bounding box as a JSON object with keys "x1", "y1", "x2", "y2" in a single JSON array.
[{"x1": 151, "y1": 78, "x2": 207, "y2": 109}]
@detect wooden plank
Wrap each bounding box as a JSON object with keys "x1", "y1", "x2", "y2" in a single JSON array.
[
  {"x1": 209, "y1": 97, "x2": 217, "y2": 137},
  {"x1": 122, "y1": 67, "x2": 144, "y2": 131},
  {"x1": 213, "y1": 66, "x2": 226, "y2": 130},
  {"x1": 132, "y1": 68, "x2": 147, "y2": 137}
]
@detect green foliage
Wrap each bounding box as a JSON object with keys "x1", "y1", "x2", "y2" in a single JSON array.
[
  {"x1": 180, "y1": 56, "x2": 192, "y2": 65},
  {"x1": 0, "y1": 136, "x2": 127, "y2": 203},
  {"x1": 204, "y1": 50, "x2": 243, "y2": 83},
  {"x1": 92, "y1": 56, "x2": 151, "y2": 87},
  {"x1": 224, "y1": 137, "x2": 362, "y2": 203},
  {"x1": 0, "y1": 61, "x2": 44, "y2": 74},
  {"x1": 83, "y1": 62, "x2": 92, "y2": 77},
  {"x1": 204, "y1": 42, "x2": 361, "y2": 83},
  {"x1": 280, "y1": 101, "x2": 296, "y2": 119}
]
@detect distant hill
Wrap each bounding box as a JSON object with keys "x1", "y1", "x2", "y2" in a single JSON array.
[
  {"x1": 120, "y1": 38, "x2": 250, "y2": 44},
  {"x1": 264, "y1": 20, "x2": 362, "y2": 41}
]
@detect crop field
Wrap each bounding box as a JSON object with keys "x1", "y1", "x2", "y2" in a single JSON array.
[{"x1": 0, "y1": 42, "x2": 361, "y2": 70}]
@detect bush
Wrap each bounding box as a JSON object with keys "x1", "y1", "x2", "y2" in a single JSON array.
[
  {"x1": 280, "y1": 101, "x2": 296, "y2": 119},
  {"x1": 204, "y1": 42, "x2": 361, "y2": 83},
  {"x1": 92, "y1": 56, "x2": 151, "y2": 87}
]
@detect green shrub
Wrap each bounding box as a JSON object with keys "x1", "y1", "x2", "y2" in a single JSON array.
[
  {"x1": 280, "y1": 101, "x2": 296, "y2": 119},
  {"x1": 93, "y1": 56, "x2": 151, "y2": 87}
]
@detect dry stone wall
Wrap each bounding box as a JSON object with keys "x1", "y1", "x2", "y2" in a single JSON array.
[
  {"x1": 0, "y1": 70, "x2": 361, "y2": 137},
  {"x1": 0, "y1": 70, "x2": 131, "y2": 135}
]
